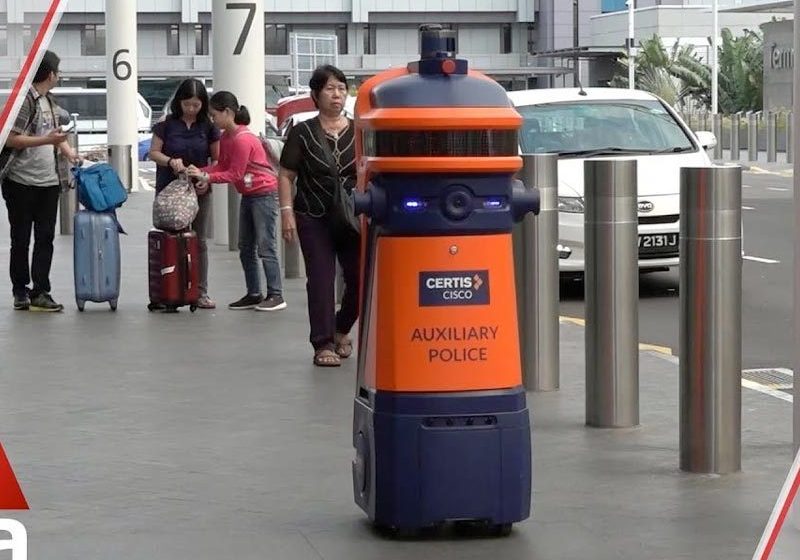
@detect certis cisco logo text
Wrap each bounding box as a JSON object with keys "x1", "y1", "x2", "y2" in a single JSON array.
[{"x1": 419, "y1": 270, "x2": 490, "y2": 306}]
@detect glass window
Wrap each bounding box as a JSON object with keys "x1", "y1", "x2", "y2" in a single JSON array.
[
  {"x1": 194, "y1": 24, "x2": 210, "y2": 56},
  {"x1": 314, "y1": 37, "x2": 334, "y2": 56},
  {"x1": 167, "y1": 24, "x2": 181, "y2": 56},
  {"x1": 517, "y1": 100, "x2": 695, "y2": 156},
  {"x1": 501, "y1": 24, "x2": 512, "y2": 54},
  {"x1": 0, "y1": 26, "x2": 7, "y2": 57},
  {"x1": 55, "y1": 93, "x2": 107, "y2": 119},
  {"x1": 81, "y1": 24, "x2": 105, "y2": 56},
  {"x1": 527, "y1": 24, "x2": 535, "y2": 54},
  {"x1": 363, "y1": 24, "x2": 376, "y2": 55},
  {"x1": 336, "y1": 24, "x2": 347, "y2": 55},
  {"x1": 265, "y1": 24, "x2": 289, "y2": 55}
]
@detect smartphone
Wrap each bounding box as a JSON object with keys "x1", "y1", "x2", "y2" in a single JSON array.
[{"x1": 59, "y1": 122, "x2": 75, "y2": 133}]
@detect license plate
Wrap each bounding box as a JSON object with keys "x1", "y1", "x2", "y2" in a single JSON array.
[{"x1": 638, "y1": 233, "x2": 679, "y2": 256}]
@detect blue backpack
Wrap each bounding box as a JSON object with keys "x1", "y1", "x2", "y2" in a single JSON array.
[{"x1": 73, "y1": 163, "x2": 128, "y2": 213}]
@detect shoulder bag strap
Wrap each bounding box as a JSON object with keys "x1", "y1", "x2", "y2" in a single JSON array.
[
  {"x1": 0, "y1": 91, "x2": 39, "y2": 174},
  {"x1": 308, "y1": 117, "x2": 340, "y2": 186},
  {"x1": 22, "y1": 90, "x2": 39, "y2": 134},
  {"x1": 235, "y1": 127, "x2": 278, "y2": 178}
]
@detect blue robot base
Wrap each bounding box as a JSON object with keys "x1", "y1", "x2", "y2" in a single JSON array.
[{"x1": 352, "y1": 387, "x2": 531, "y2": 533}]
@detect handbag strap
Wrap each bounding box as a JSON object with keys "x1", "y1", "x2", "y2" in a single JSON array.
[{"x1": 309, "y1": 117, "x2": 341, "y2": 188}]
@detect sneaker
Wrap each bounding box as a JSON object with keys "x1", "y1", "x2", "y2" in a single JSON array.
[
  {"x1": 12, "y1": 293, "x2": 30, "y2": 311},
  {"x1": 255, "y1": 294, "x2": 287, "y2": 312},
  {"x1": 29, "y1": 293, "x2": 64, "y2": 313},
  {"x1": 197, "y1": 295, "x2": 216, "y2": 309},
  {"x1": 228, "y1": 294, "x2": 263, "y2": 310}
]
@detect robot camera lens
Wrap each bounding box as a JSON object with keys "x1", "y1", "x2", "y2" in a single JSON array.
[{"x1": 442, "y1": 187, "x2": 474, "y2": 221}]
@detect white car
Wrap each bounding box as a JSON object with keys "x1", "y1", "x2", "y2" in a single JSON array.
[{"x1": 507, "y1": 87, "x2": 716, "y2": 274}]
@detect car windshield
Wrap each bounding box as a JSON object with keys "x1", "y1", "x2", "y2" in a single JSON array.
[{"x1": 517, "y1": 99, "x2": 695, "y2": 157}]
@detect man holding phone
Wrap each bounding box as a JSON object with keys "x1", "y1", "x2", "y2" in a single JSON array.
[{"x1": 1, "y1": 50, "x2": 80, "y2": 312}]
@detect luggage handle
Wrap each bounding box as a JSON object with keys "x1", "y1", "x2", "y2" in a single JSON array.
[{"x1": 178, "y1": 234, "x2": 192, "y2": 292}]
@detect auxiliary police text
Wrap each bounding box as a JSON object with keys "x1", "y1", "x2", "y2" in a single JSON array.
[{"x1": 410, "y1": 326, "x2": 499, "y2": 362}]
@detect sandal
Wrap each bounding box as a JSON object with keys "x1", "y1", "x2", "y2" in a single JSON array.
[
  {"x1": 314, "y1": 349, "x2": 341, "y2": 367},
  {"x1": 335, "y1": 334, "x2": 353, "y2": 359},
  {"x1": 196, "y1": 295, "x2": 216, "y2": 309}
]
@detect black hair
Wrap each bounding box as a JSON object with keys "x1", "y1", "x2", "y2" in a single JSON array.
[
  {"x1": 209, "y1": 91, "x2": 250, "y2": 125},
  {"x1": 33, "y1": 50, "x2": 60, "y2": 84},
  {"x1": 308, "y1": 64, "x2": 348, "y2": 108},
  {"x1": 169, "y1": 78, "x2": 211, "y2": 125}
]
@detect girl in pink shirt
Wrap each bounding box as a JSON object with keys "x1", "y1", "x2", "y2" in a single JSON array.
[{"x1": 187, "y1": 91, "x2": 285, "y2": 311}]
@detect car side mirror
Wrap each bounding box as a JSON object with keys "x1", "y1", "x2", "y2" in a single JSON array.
[{"x1": 695, "y1": 131, "x2": 717, "y2": 150}]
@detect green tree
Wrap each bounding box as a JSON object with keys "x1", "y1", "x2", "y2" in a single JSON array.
[
  {"x1": 611, "y1": 31, "x2": 763, "y2": 113},
  {"x1": 717, "y1": 27, "x2": 763, "y2": 113},
  {"x1": 611, "y1": 35, "x2": 709, "y2": 109}
]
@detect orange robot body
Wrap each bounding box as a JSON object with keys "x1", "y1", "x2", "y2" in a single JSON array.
[{"x1": 366, "y1": 234, "x2": 521, "y2": 393}]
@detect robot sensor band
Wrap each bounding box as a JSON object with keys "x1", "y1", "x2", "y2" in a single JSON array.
[{"x1": 363, "y1": 130, "x2": 518, "y2": 158}]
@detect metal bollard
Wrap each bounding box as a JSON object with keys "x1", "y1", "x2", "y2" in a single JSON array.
[
  {"x1": 767, "y1": 112, "x2": 777, "y2": 162},
  {"x1": 712, "y1": 113, "x2": 723, "y2": 160},
  {"x1": 679, "y1": 165, "x2": 742, "y2": 474},
  {"x1": 59, "y1": 113, "x2": 80, "y2": 235},
  {"x1": 747, "y1": 111, "x2": 759, "y2": 162},
  {"x1": 283, "y1": 238, "x2": 303, "y2": 278},
  {"x1": 584, "y1": 158, "x2": 639, "y2": 428},
  {"x1": 108, "y1": 144, "x2": 133, "y2": 192},
  {"x1": 730, "y1": 113, "x2": 741, "y2": 161},
  {"x1": 228, "y1": 186, "x2": 240, "y2": 252},
  {"x1": 212, "y1": 183, "x2": 228, "y2": 246},
  {"x1": 281, "y1": 181, "x2": 303, "y2": 278},
  {"x1": 514, "y1": 153, "x2": 559, "y2": 392},
  {"x1": 787, "y1": 111, "x2": 794, "y2": 164}
]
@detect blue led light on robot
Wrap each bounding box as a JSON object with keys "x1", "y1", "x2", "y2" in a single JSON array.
[
  {"x1": 483, "y1": 198, "x2": 505, "y2": 209},
  {"x1": 402, "y1": 198, "x2": 427, "y2": 212}
]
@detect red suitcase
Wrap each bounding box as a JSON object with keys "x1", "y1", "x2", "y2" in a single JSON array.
[{"x1": 147, "y1": 229, "x2": 200, "y2": 312}]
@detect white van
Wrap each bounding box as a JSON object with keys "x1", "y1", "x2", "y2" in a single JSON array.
[{"x1": 0, "y1": 87, "x2": 152, "y2": 150}]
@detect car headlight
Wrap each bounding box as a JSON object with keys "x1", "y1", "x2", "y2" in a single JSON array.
[{"x1": 558, "y1": 196, "x2": 585, "y2": 213}]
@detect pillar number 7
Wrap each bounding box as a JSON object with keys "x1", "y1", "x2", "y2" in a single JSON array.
[{"x1": 226, "y1": 2, "x2": 256, "y2": 55}]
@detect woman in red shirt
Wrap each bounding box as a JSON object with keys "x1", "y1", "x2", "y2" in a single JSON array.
[{"x1": 187, "y1": 91, "x2": 285, "y2": 311}]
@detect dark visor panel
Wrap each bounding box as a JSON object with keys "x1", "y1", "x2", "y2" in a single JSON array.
[{"x1": 363, "y1": 130, "x2": 519, "y2": 157}]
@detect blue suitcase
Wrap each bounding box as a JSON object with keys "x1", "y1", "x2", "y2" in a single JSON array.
[{"x1": 73, "y1": 210, "x2": 121, "y2": 311}]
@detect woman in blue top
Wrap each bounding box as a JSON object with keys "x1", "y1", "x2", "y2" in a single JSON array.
[{"x1": 149, "y1": 79, "x2": 220, "y2": 309}]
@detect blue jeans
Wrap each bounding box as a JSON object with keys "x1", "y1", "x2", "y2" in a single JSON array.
[{"x1": 238, "y1": 193, "x2": 282, "y2": 297}]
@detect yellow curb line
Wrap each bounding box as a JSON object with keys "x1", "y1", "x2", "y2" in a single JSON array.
[
  {"x1": 748, "y1": 165, "x2": 793, "y2": 177},
  {"x1": 559, "y1": 316, "x2": 674, "y2": 356},
  {"x1": 638, "y1": 343, "x2": 674, "y2": 356}
]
